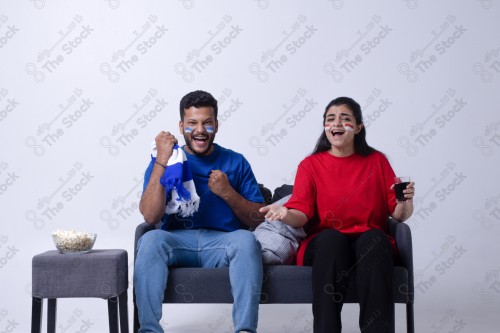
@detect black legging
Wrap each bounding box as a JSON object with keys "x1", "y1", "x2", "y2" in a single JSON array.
[{"x1": 303, "y1": 228, "x2": 394, "y2": 333}]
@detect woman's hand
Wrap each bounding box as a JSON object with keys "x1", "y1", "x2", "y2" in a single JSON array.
[
  {"x1": 390, "y1": 181, "x2": 415, "y2": 203},
  {"x1": 259, "y1": 204, "x2": 289, "y2": 222},
  {"x1": 259, "y1": 205, "x2": 308, "y2": 227},
  {"x1": 390, "y1": 181, "x2": 415, "y2": 221}
]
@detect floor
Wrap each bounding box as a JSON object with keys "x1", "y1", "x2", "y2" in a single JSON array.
[
  {"x1": 158, "y1": 303, "x2": 408, "y2": 333},
  {"x1": 156, "y1": 303, "x2": 500, "y2": 333},
  {"x1": 33, "y1": 297, "x2": 500, "y2": 332}
]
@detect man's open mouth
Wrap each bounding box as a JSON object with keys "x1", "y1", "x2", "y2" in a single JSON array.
[{"x1": 193, "y1": 135, "x2": 208, "y2": 143}]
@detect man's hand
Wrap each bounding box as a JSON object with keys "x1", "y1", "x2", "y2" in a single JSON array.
[
  {"x1": 259, "y1": 204, "x2": 289, "y2": 222},
  {"x1": 207, "y1": 170, "x2": 264, "y2": 228},
  {"x1": 155, "y1": 131, "x2": 178, "y2": 164},
  {"x1": 208, "y1": 170, "x2": 233, "y2": 198},
  {"x1": 140, "y1": 131, "x2": 176, "y2": 224}
]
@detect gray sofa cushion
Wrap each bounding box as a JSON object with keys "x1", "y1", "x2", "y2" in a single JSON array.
[
  {"x1": 163, "y1": 265, "x2": 410, "y2": 304},
  {"x1": 253, "y1": 195, "x2": 306, "y2": 264}
]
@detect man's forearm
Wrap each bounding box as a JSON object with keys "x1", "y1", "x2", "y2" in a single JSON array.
[
  {"x1": 139, "y1": 164, "x2": 167, "y2": 224},
  {"x1": 220, "y1": 188, "x2": 265, "y2": 228}
]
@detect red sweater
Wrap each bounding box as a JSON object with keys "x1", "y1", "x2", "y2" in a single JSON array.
[{"x1": 284, "y1": 151, "x2": 397, "y2": 266}]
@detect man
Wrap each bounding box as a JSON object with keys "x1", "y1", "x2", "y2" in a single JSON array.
[{"x1": 134, "y1": 90, "x2": 264, "y2": 333}]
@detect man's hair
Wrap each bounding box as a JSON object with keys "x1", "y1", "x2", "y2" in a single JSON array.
[
  {"x1": 179, "y1": 90, "x2": 218, "y2": 121},
  {"x1": 312, "y1": 96, "x2": 380, "y2": 156}
]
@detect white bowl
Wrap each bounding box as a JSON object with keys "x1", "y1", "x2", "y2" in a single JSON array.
[{"x1": 52, "y1": 230, "x2": 97, "y2": 254}]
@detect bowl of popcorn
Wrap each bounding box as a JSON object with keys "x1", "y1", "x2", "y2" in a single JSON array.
[{"x1": 52, "y1": 230, "x2": 96, "y2": 254}]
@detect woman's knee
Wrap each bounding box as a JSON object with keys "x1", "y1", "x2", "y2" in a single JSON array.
[
  {"x1": 355, "y1": 229, "x2": 393, "y2": 271},
  {"x1": 357, "y1": 229, "x2": 392, "y2": 254},
  {"x1": 314, "y1": 229, "x2": 349, "y2": 255}
]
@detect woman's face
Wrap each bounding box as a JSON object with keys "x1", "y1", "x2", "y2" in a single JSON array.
[{"x1": 324, "y1": 104, "x2": 363, "y2": 155}]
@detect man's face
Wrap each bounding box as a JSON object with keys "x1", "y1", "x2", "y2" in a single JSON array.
[{"x1": 179, "y1": 106, "x2": 218, "y2": 156}]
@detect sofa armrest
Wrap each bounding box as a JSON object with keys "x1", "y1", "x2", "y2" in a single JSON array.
[
  {"x1": 134, "y1": 222, "x2": 157, "y2": 262},
  {"x1": 388, "y1": 217, "x2": 414, "y2": 302}
]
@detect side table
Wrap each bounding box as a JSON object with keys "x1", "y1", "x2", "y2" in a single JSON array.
[{"x1": 31, "y1": 249, "x2": 129, "y2": 333}]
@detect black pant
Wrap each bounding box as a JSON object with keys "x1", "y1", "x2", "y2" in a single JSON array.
[{"x1": 303, "y1": 229, "x2": 394, "y2": 333}]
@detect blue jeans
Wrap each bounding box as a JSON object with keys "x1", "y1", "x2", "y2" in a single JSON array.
[{"x1": 134, "y1": 228, "x2": 263, "y2": 333}]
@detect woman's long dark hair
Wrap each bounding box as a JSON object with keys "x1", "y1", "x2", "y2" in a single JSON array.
[{"x1": 312, "y1": 96, "x2": 379, "y2": 156}]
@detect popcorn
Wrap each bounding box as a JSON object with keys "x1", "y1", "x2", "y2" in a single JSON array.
[{"x1": 52, "y1": 229, "x2": 96, "y2": 253}]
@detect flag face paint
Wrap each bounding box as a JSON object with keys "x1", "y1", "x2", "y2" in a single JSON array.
[
  {"x1": 184, "y1": 126, "x2": 213, "y2": 134},
  {"x1": 324, "y1": 123, "x2": 331, "y2": 132},
  {"x1": 343, "y1": 123, "x2": 354, "y2": 131}
]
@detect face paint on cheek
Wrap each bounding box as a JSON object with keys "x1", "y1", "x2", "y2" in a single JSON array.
[
  {"x1": 324, "y1": 123, "x2": 331, "y2": 132},
  {"x1": 205, "y1": 125, "x2": 214, "y2": 133},
  {"x1": 343, "y1": 123, "x2": 354, "y2": 132},
  {"x1": 184, "y1": 127, "x2": 193, "y2": 134}
]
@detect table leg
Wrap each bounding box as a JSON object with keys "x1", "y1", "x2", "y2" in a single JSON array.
[
  {"x1": 119, "y1": 292, "x2": 129, "y2": 333},
  {"x1": 108, "y1": 297, "x2": 119, "y2": 333},
  {"x1": 47, "y1": 298, "x2": 57, "y2": 333},
  {"x1": 31, "y1": 297, "x2": 43, "y2": 333}
]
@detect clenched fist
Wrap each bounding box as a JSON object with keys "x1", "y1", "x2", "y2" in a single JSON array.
[
  {"x1": 155, "y1": 131, "x2": 178, "y2": 165},
  {"x1": 208, "y1": 170, "x2": 232, "y2": 197}
]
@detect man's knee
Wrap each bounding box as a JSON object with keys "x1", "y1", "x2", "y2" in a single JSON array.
[
  {"x1": 228, "y1": 229, "x2": 261, "y2": 256},
  {"x1": 137, "y1": 229, "x2": 170, "y2": 256}
]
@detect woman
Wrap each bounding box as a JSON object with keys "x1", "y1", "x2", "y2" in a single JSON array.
[{"x1": 260, "y1": 97, "x2": 414, "y2": 333}]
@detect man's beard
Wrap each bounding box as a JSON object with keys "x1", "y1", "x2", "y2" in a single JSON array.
[{"x1": 183, "y1": 133, "x2": 214, "y2": 156}]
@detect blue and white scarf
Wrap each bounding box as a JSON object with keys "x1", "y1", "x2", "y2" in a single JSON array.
[{"x1": 151, "y1": 143, "x2": 200, "y2": 217}]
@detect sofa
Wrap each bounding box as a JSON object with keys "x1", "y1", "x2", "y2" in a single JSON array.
[{"x1": 133, "y1": 185, "x2": 414, "y2": 333}]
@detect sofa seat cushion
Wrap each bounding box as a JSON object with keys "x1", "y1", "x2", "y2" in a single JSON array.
[{"x1": 163, "y1": 265, "x2": 409, "y2": 304}]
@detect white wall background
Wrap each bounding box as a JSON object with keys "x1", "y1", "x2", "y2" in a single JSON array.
[{"x1": 1, "y1": 0, "x2": 499, "y2": 332}]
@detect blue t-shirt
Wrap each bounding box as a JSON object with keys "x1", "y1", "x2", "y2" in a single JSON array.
[{"x1": 143, "y1": 144, "x2": 263, "y2": 231}]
